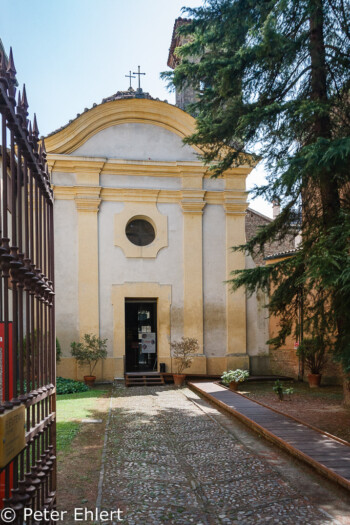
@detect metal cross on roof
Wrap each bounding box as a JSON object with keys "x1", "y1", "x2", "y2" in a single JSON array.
[
  {"x1": 133, "y1": 65, "x2": 146, "y2": 91},
  {"x1": 125, "y1": 70, "x2": 136, "y2": 89}
]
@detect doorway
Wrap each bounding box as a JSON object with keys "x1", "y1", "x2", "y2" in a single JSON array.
[{"x1": 125, "y1": 300, "x2": 157, "y2": 372}]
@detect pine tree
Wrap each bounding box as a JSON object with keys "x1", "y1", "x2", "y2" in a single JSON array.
[{"x1": 163, "y1": 0, "x2": 350, "y2": 399}]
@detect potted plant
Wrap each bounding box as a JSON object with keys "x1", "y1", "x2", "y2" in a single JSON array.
[
  {"x1": 171, "y1": 337, "x2": 199, "y2": 386},
  {"x1": 296, "y1": 336, "x2": 327, "y2": 387},
  {"x1": 221, "y1": 369, "x2": 249, "y2": 391},
  {"x1": 70, "y1": 334, "x2": 108, "y2": 386}
]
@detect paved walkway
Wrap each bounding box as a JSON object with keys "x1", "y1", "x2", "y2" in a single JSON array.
[
  {"x1": 190, "y1": 382, "x2": 350, "y2": 492},
  {"x1": 99, "y1": 385, "x2": 347, "y2": 524}
]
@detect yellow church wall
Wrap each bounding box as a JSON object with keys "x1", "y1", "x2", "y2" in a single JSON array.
[
  {"x1": 207, "y1": 357, "x2": 228, "y2": 376},
  {"x1": 48, "y1": 98, "x2": 255, "y2": 382},
  {"x1": 181, "y1": 188, "x2": 206, "y2": 355},
  {"x1": 75, "y1": 188, "x2": 101, "y2": 337},
  {"x1": 224, "y1": 192, "x2": 249, "y2": 368}
]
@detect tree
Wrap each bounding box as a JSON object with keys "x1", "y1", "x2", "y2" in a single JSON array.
[
  {"x1": 163, "y1": 0, "x2": 350, "y2": 401},
  {"x1": 70, "y1": 334, "x2": 108, "y2": 377}
]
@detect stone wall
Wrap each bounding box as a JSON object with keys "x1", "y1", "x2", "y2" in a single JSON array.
[
  {"x1": 270, "y1": 346, "x2": 342, "y2": 384},
  {"x1": 245, "y1": 208, "x2": 296, "y2": 266}
]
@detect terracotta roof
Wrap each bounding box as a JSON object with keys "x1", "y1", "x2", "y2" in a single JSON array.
[
  {"x1": 167, "y1": 17, "x2": 191, "y2": 69},
  {"x1": 46, "y1": 88, "x2": 166, "y2": 138},
  {"x1": 247, "y1": 207, "x2": 273, "y2": 222}
]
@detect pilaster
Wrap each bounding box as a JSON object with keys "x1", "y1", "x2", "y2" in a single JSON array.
[
  {"x1": 181, "y1": 189, "x2": 206, "y2": 355},
  {"x1": 75, "y1": 187, "x2": 101, "y2": 337},
  {"x1": 224, "y1": 192, "x2": 249, "y2": 367}
]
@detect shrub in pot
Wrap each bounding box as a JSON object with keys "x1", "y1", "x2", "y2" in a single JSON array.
[
  {"x1": 171, "y1": 337, "x2": 199, "y2": 386},
  {"x1": 296, "y1": 336, "x2": 327, "y2": 387},
  {"x1": 221, "y1": 369, "x2": 249, "y2": 391},
  {"x1": 70, "y1": 334, "x2": 107, "y2": 386}
]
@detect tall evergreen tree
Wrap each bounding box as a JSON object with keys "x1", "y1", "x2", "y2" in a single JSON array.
[{"x1": 163, "y1": 0, "x2": 350, "y2": 397}]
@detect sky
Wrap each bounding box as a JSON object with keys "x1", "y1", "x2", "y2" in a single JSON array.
[{"x1": 1, "y1": 0, "x2": 271, "y2": 217}]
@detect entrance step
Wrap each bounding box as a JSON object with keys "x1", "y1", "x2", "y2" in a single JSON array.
[{"x1": 125, "y1": 373, "x2": 165, "y2": 387}]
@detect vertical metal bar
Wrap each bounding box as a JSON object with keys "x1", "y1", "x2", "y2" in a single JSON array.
[
  {"x1": 1, "y1": 113, "x2": 9, "y2": 405},
  {"x1": 17, "y1": 150, "x2": 25, "y2": 398},
  {"x1": 24, "y1": 158, "x2": 29, "y2": 260}
]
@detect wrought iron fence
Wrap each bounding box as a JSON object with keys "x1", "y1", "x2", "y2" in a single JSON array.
[{"x1": 0, "y1": 46, "x2": 56, "y2": 523}]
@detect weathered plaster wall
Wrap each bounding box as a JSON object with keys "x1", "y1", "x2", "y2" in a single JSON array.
[
  {"x1": 54, "y1": 199, "x2": 79, "y2": 357},
  {"x1": 246, "y1": 254, "x2": 269, "y2": 357},
  {"x1": 203, "y1": 205, "x2": 226, "y2": 358},
  {"x1": 71, "y1": 123, "x2": 198, "y2": 161},
  {"x1": 98, "y1": 200, "x2": 184, "y2": 359}
]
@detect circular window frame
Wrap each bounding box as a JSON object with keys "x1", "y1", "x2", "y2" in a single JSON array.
[
  {"x1": 114, "y1": 203, "x2": 168, "y2": 259},
  {"x1": 125, "y1": 216, "x2": 156, "y2": 247}
]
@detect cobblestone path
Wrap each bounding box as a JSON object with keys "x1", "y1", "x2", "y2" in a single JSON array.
[{"x1": 101, "y1": 386, "x2": 339, "y2": 524}]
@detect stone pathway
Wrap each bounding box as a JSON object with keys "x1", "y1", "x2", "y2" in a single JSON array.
[{"x1": 100, "y1": 385, "x2": 344, "y2": 524}]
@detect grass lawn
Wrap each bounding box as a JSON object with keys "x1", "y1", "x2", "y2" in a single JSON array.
[{"x1": 56, "y1": 388, "x2": 109, "y2": 451}]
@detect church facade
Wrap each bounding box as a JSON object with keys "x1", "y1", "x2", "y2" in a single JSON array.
[{"x1": 45, "y1": 93, "x2": 269, "y2": 380}]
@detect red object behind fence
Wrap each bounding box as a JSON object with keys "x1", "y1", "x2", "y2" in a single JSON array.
[{"x1": 0, "y1": 322, "x2": 13, "y2": 507}]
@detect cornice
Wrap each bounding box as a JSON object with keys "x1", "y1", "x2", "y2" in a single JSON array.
[
  {"x1": 75, "y1": 198, "x2": 101, "y2": 212},
  {"x1": 53, "y1": 185, "x2": 248, "y2": 208},
  {"x1": 74, "y1": 186, "x2": 101, "y2": 213},
  {"x1": 48, "y1": 155, "x2": 254, "y2": 182},
  {"x1": 181, "y1": 190, "x2": 206, "y2": 214},
  {"x1": 45, "y1": 99, "x2": 202, "y2": 155}
]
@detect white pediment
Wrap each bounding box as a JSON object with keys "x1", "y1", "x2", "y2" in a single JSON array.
[{"x1": 71, "y1": 123, "x2": 199, "y2": 162}]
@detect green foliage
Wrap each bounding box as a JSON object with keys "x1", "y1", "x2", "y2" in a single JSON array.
[
  {"x1": 296, "y1": 337, "x2": 328, "y2": 374},
  {"x1": 22, "y1": 330, "x2": 61, "y2": 363},
  {"x1": 56, "y1": 376, "x2": 89, "y2": 395},
  {"x1": 221, "y1": 369, "x2": 249, "y2": 384},
  {"x1": 273, "y1": 380, "x2": 294, "y2": 401},
  {"x1": 273, "y1": 379, "x2": 284, "y2": 400},
  {"x1": 70, "y1": 334, "x2": 108, "y2": 376},
  {"x1": 284, "y1": 387, "x2": 294, "y2": 396},
  {"x1": 56, "y1": 337, "x2": 62, "y2": 363},
  {"x1": 163, "y1": 0, "x2": 350, "y2": 370}
]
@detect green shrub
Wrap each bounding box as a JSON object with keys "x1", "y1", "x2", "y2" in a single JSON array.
[
  {"x1": 56, "y1": 377, "x2": 89, "y2": 395},
  {"x1": 70, "y1": 334, "x2": 108, "y2": 376},
  {"x1": 221, "y1": 369, "x2": 249, "y2": 385}
]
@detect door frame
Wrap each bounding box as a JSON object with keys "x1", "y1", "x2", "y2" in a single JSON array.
[
  {"x1": 125, "y1": 299, "x2": 157, "y2": 373},
  {"x1": 111, "y1": 283, "x2": 172, "y2": 376}
]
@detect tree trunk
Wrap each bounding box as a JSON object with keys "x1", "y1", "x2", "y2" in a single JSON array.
[
  {"x1": 309, "y1": 0, "x2": 340, "y2": 222},
  {"x1": 343, "y1": 373, "x2": 350, "y2": 407},
  {"x1": 309, "y1": 1, "x2": 346, "y2": 360}
]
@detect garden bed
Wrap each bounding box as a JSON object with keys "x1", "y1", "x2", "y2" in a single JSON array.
[{"x1": 239, "y1": 381, "x2": 350, "y2": 444}]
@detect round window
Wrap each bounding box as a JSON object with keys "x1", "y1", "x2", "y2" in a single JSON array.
[{"x1": 125, "y1": 219, "x2": 155, "y2": 246}]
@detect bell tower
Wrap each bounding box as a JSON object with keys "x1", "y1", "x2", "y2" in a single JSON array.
[{"x1": 167, "y1": 18, "x2": 197, "y2": 112}]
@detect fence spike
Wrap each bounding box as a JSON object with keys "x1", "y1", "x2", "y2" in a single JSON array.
[
  {"x1": 22, "y1": 84, "x2": 29, "y2": 111},
  {"x1": 7, "y1": 47, "x2": 17, "y2": 76},
  {"x1": 41, "y1": 137, "x2": 47, "y2": 154},
  {"x1": 33, "y1": 113, "x2": 39, "y2": 137},
  {"x1": 0, "y1": 50, "x2": 8, "y2": 83}
]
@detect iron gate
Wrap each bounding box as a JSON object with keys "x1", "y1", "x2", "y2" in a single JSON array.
[{"x1": 0, "y1": 46, "x2": 56, "y2": 523}]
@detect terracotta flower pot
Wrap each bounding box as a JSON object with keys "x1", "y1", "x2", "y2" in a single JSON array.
[
  {"x1": 173, "y1": 374, "x2": 186, "y2": 387},
  {"x1": 84, "y1": 375, "x2": 96, "y2": 387},
  {"x1": 229, "y1": 381, "x2": 239, "y2": 392},
  {"x1": 308, "y1": 373, "x2": 321, "y2": 388}
]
